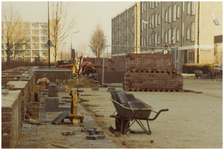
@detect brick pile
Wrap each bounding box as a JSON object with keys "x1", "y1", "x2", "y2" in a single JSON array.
[
  {"x1": 124, "y1": 53, "x2": 183, "y2": 91},
  {"x1": 83, "y1": 58, "x2": 126, "y2": 84},
  {"x1": 83, "y1": 58, "x2": 126, "y2": 72}
]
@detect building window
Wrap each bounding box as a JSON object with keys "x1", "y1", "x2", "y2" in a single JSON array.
[
  {"x1": 187, "y1": 2, "x2": 190, "y2": 15},
  {"x1": 155, "y1": 13, "x2": 158, "y2": 27},
  {"x1": 155, "y1": 33, "x2": 157, "y2": 46},
  {"x1": 182, "y1": 23, "x2": 184, "y2": 37},
  {"x1": 157, "y1": 34, "x2": 160, "y2": 45},
  {"x1": 183, "y1": 2, "x2": 185, "y2": 12},
  {"x1": 152, "y1": 14, "x2": 154, "y2": 28},
  {"x1": 149, "y1": 2, "x2": 151, "y2": 8},
  {"x1": 173, "y1": 4, "x2": 176, "y2": 21},
  {"x1": 177, "y1": 6, "x2": 180, "y2": 18},
  {"x1": 142, "y1": 37, "x2": 144, "y2": 46},
  {"x1": 168, "y1": 7, "x2": 171, "y2": 23},
  {"x1": 155, "y1": 1, "x2": 158, "y2": 7},
  {"x1": 192, "y1": 2, "x2": 195, "y2": 15},
  {"x1": 141, "y1": 21, "x2": 143, "y2": 31},
  {"x1": 177, "y1": 30, "x2": 180, "y2": 41},
  {"x1": 165, "y1": 11, "x2": 168, "y2": 22},
  {"x1": 143, "y1": 21, "x2": 146, "y2": 30},
  {"x1": 158, "y1": 14, "x2": 160, "y2": 25},
  {"x1": 141, "y1": 2, "x2": 144, "y2": 13},
  {"x1": 168, "y1": 29, "x2": 171, "y2": 44},
  {"x1": 149, "y1": 18, "x2": 151, "y2": 28},
  {"x1": 152, "y1": 2, "x2": 154, "y2": 8},
  {"x1": 165, "y1": 32, "x2": 168, "y2": 43},
  {"x1": 189, "y1": 52, "x2": 195, "y2": 61},
  {"x1": 144, "y1": 38, "x2": 146, "y2": 46},
  {"x1": 191, "y1": 22, "x2": 195, "y2": 41},
  {"x1": 173, "y1": 28, "x2": 176, "y2": 44},
  {"x1": 186, "y1": 27, "x2": 190, "y2": 40},
  {"x1": 149, "y1": 36, "x2": 151, "y2": 46}
]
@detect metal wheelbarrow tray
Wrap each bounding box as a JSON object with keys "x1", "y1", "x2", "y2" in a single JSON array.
[{"x1": 109, "y1": 90, "x2": 169, "y2": 135}]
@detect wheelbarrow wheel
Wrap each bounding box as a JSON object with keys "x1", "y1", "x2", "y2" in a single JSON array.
[{"x1": 115, "y1": 118, "x2": 130, "y2": 134}]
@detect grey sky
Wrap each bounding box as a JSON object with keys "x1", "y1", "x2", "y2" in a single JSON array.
[{"x1": 2, "y1": 1, "x2": 135, "y2": 57}]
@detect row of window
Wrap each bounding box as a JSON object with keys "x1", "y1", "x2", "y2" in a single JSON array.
[
  {"x1": 141, "y1": 3, "x2": 195, "y2": 31},
  {"x1": 141, "y1": 22, "x2": 195, "y2": 46},
  {"x1": 2, "y1": 22, "x2": 48, "y2": 29},
  {"x1": 142, "y1": 2, "x2": 195, "y2": 15},
  {"x1": 1, "y1": 43, "x2": 48, "y2": 50}
]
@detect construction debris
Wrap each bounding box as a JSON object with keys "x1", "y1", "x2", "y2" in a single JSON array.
[
  {"x1": 62, "y1": 131, "x2": 75, "y2": 136},
  {"x1": 65, "y1": 78, "x2": 100, "y2": 89},
  {"x1": 25, "y1": 117, "x2": 41, "y2": 125},
  {"x1": 81, "y1": 126, "x2": 96, "y2": 132}
]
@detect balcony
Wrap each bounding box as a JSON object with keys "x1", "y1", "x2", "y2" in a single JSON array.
[
  {"x1": 40, "y1": 36, "x2": 48, "y2": 43},
  {"x1": 32, "y1": 22, "x2": 39, "y2": 28},
  {"x1": 40, "y1": 23, "x2": 48, "y2": 29},
  {"x1": 32, "y1": 43, "x2": 39, "y2": 50},
  {"x1": 41, "y1": 44, "x2": 47, "y2": 50},
  {"x1": 32, "y1": 36, "x2": 39, "y2": 43},
  {"x1": 23, "y1": 22, "x2": 30, "y2": 29},
  {"x1": 40, "y1": 29, "x2": 48, "y2": 35},
  {"x1": 32, "y1": 30, "x2": 39, "y2": 36}
]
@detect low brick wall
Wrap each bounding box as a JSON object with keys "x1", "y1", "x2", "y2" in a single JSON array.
[
  {"x1": 35, "y1": 68, "x2": 72, "y2": 83},
  {"x1": 2, "y1": 66, "x2": 36, "y2": 148},
  {"x1": 97, "y1": 71, "x2": 126, "y2": 85},
  {"x1": 7, "y1": 81, "x2": 29, "y2": 121},
  {"x1": 83, "y1": 57, "x2": 126, "y2": 72},
  {"x1": 2, "y1": 90, "x2": 22, "y2": 148}
]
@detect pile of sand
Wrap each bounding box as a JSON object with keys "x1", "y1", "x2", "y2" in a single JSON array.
[{"x1": 65, "y1": 77, "x2": 100, "y2": 88}]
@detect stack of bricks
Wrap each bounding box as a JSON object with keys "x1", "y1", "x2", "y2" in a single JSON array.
[
  {"x1": 83, "y1": 57, "x2": 126, "y2": 72},
  {"x1": 84, "y1": 58, "x2": 126, "y2": 84},
  {"x1": 124, "y1": 53, "x2": 183, "y2": 91}
]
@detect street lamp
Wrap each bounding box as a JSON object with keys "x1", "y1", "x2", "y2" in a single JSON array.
[
  {"x1": 71, "y1": 31, "x2": 80, "y2": 52},
  {"x1": 62, "y1": 42, "x2": 67, "y2": 60}
]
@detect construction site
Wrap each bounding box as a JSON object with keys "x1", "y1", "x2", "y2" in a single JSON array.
[{"x1": 1, "y1": 53, "x2": 222, "y2": 148}]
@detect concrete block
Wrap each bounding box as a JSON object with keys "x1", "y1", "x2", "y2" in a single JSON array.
[{"x1": 45, "y1": 97, "x2": 59, "y2": 112}]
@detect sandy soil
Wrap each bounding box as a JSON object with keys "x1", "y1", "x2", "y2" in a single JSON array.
[{"x1": 79, "y1": 78, "x2": 222, "y2": 148}]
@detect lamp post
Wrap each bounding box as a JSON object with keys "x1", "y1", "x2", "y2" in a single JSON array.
[
  {"x1": 48, "y1": 1, "x2": 50, "y2": 67},
  {"x1": 71, "y1": 31, "x2": 80, "y2": 56},
  {"x1": 62, "y1": 42, "x2": 67, "y2": 60}
]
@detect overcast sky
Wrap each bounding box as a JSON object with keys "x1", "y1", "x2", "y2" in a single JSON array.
[{"x1": 2, "y1": 1, "x2": 135, "y2": 57}]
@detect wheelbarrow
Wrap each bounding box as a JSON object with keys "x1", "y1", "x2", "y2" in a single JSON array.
[{"x1": 109, "y1": 90, "x2": 169, "y2": 135}]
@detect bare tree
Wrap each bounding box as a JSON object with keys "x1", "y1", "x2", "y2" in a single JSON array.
[
  {"x1": 2, "y1": 3, "x2": 27, "y2": 65},
  {"x1": 89, "y1": 24, "x2": 107, "y2": 58},
  {"x1": 50, "y1": 2, "x2": 75, "y2": 61}
]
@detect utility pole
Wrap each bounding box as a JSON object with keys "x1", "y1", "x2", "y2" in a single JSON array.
[{"x1": 48, "y1": 1, "x2": 50, "y2": 67}]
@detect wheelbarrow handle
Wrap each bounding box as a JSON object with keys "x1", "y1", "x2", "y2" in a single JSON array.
[{"x1": 148, "y1": 109, "x2": 169, "y2": 121}]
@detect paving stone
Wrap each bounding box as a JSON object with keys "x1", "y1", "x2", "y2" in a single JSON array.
[
  {"x1": 92, "y1": 87, "x2": 99, "y2": 91},
  {"x1": 86, "y1": 135, "x2": 106, "y2": 140}
]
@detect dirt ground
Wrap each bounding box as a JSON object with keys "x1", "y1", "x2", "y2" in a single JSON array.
[{"x1": 78, "y1": 77, "x2": 222, "y2": 148}]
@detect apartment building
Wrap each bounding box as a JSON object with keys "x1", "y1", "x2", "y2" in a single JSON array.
[
  {"x1": 111, "y1": 1, "x2": 223, "y2": 72},
  {"x1": 2, "y1": 22, "x2": 50, "y2": 62}
]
